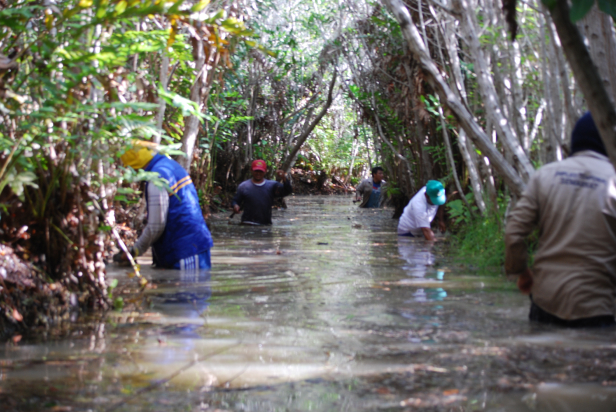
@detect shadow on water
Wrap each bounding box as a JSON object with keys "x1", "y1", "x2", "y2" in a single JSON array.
[{"x1": 2, "y1": 195, "x2": 616, "y2": 411}]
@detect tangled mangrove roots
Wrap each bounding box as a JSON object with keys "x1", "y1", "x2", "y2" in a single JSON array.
[{"x1": 0, "y1": 244, "x2": 73, "y2": 338}]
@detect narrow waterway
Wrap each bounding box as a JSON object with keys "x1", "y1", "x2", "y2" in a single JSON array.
[{"x1": 2, "y1": 195, "x2": 616, "y2": 411}]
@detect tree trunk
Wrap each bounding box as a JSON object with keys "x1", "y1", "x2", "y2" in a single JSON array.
[
  {"x1": 578, "y1": 6, "x2": 616, "y2": 106},
  {"x1": 452, "y1": 0, "x2": 534, "y2": 182},
  {"x1": 345, "y1": 135, "x2": 358, "y2": 184},
  {"x1": 154, "y1": 50, "x2": 169, "y2": 144},
  {"x1": 371, "y1": 91, "x2": 415, "y2": 179},
  {"x1": 438, "y1": 104, "x2": 474, "y2": 217},
  {"x1": 440, "y1": 17, "x2": 487, "y2": 213},
  {"x1": 384, "y1": 0, "x2": 527, "y2": 197},
  {"x1": 280, "y1": 70, "x2": 337, "y2": 173},
  {"x1": 179, "y1": 31, "x2": 206, "y2": 171},
  {"x1": 547, "y1": 0, "x2": 616, "y2": 170},
  {"x1": 458, "y1": 128, "x2": 487, "y2": 214},
  {"x1": 539, "y1": 11, "x2": 562, "y2": 162},
  {"x1": 547, "y1": 15, "x2": 579, "y2": 141}
]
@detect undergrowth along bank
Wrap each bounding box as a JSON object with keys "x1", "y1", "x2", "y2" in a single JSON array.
[
  {"x1": 451, "y1": 214, "x2": 505, "y2": 274},
  {"x1": 447, "y1": 192, "x2": 506, "y2": 274}
]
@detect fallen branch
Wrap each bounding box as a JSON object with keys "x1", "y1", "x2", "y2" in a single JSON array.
[{"x1": 104, "y1": 341, "x2": 243, "y2": 412}]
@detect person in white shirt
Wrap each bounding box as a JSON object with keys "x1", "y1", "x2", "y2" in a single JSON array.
[{"x1": 397, "y1": 180, "x2": 447, "y2": 241}]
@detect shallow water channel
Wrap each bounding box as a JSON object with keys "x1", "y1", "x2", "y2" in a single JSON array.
[{"x1": 3, "y1": 195, "x2": 616, "y2": 411}]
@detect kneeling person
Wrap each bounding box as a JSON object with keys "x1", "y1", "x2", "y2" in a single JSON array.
[
  {"x1": 118, "y1": 142, "x2": 214, "y2": 269},
  {"x1": 397, "y1": 180, "x2": 447, "y2": 241}
]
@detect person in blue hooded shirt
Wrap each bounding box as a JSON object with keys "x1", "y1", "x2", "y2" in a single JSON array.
[{"x1": 115, "y1": 142, "x2": 213, "y2": 270}]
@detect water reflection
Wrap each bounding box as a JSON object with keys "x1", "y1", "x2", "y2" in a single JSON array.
[
  {"x1": 3, "y1": 196, "x2": 616, "y2": 412},
  {"x1": 398, "y1": 238, "x2": 447, "y2": 302},
  {"x1": 147, "y1": 268, "x2": 212, "y2": 321}
]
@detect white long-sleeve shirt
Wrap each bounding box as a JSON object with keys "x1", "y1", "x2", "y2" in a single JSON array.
[{"x1": 133, "y1": 183, "x2": 169, "y2": 256}]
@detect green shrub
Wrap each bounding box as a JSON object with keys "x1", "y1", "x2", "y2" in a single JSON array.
[
  {"x1": 447, "y1": 192, "x2": 505, "y2": 274},
  {"x1": 452, "y1": 213, "x2": 505, "y2": 273}
]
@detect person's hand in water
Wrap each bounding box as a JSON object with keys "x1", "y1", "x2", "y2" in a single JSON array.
[{"x1": 517, "y1": 268, "x2": 533, "y2": 294}]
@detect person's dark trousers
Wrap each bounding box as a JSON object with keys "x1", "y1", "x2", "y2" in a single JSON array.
[{"x1": 529, "y1": 296, "x2": 615, "y2": 328}]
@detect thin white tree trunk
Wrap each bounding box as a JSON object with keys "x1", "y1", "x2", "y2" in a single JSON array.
[
  {"x1": 438, "y1": 104, "x2": 474, "y2": 216},
  {"x1": 384, "y1": 0, "x2": 527, "y2": 196},
  {"x1": 579, "y1": 6, "x2": 616, "y2": 105},
  {"x1": 452, "y1": 0, "x2": 534, "y2": 182},
  {"x1": 547, "y1": 0, "x2": 616, "y2": 170},
  {"x1": 179, "y1": 30, "x2": 206, "y2": 171},
  {"x1": 538, "y1": 11, "x2": 561, "y2": 162},
  {"x1": 281, "y1": 71, "x2": 338, "y2": 172},
  {"x1": 547, "y1": 16, "x2": 579, "y2": 139},
  {"x1": 428, "y1": 7, "x2": 486, "y2": 213},
  {"x1": 507, "y1": 39, "x2": 529, "y2": 150},
  {"x1": 155, "y1": 50, "x2": 169, "y2": 144},
  {"x1": 546, "y1": 19, "x2": 566, "y2": 155},
  {"x1": 440, "y1": 17, "x2": 487, "y2": 213}
]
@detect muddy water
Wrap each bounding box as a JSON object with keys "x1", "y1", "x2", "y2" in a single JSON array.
[{"x1": 2, "y1": 195, "x2": 616, "y2": 411}]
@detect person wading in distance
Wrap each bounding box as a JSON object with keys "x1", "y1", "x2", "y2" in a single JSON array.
[
  {"x1": 355, "y1": 166, "x2": 387, "y2": 208},
  {"x1": 232, "y1": 160, "x2": 292, "y2": 225}
]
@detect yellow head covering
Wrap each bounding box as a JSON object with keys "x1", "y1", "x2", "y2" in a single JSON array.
[{"x1": 120, "y1": 140, "x2": 157, "y2": 170}]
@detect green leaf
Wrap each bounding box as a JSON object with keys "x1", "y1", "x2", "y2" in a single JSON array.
[
  {"x1": 221, "y1": 17, "x2": 246, "y2": 34},
  {"x1": 168, "y1": 0, "x2": 187, "y2": 14},
  {"x1": 158, "y1": 89, "x2": 204, "y2": 119},
  {"x1": 598, "y1": 0, "x2": 616, "y2": 19},
  {"x1": 115, "y1": 0, "x2": 127, "y2": 14},
  {"x1": 191, "y1": 0, "x2": 210, "y2": 12},
  {"x1": 570, "y1": 0, "x2": 595, "y2": 21},
  {"x1": 113, "y1": 297, "x2": 124, "y2": 311}
]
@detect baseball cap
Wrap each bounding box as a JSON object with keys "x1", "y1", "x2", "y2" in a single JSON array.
[
  {"x1": 251, "y1": 159, "x2": 267, "y2": 172},
  {"x1": 426, "y1": 180, "x2": 446, "y2": 205}
]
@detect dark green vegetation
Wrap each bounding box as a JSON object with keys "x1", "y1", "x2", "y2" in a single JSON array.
[{"x1": 1, "y1": 0, "x2": 616, "y2": 332}]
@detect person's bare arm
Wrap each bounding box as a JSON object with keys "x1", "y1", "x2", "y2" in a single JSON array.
[{"x1": 421, "y1": 227, "x2": 436, "y2": 241}]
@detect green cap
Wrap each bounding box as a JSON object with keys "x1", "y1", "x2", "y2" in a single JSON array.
[{"x1": 426, "y1": 180, "x2": 446, "y2": 205}]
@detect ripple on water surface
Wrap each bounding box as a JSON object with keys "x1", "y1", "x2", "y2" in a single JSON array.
[{"x1": 2, "y1": 195, "x2": 616, "y2": 411}]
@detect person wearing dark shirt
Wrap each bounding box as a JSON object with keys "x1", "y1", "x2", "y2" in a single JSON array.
[{"x1": 232, "y1": 160, "x2": 293, "y2": 225}]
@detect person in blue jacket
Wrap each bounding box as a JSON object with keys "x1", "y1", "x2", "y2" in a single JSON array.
[{"x1": 115, "y1": 142, "x2": 213, "y2": 270}]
